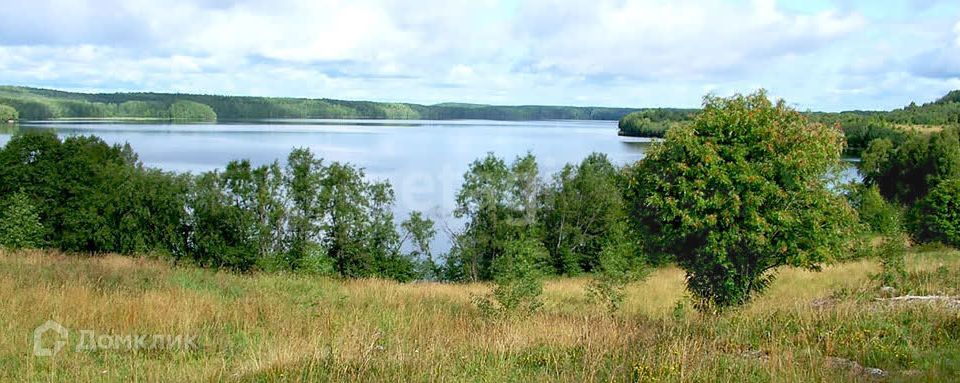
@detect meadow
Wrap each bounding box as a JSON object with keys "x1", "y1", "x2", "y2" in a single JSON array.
[{"x1": 2, "y1": 247, "x2": 958, "y2": 382}]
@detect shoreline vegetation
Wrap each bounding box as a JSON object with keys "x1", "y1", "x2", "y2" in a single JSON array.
[
  {"x1": 618, "y1": 90, "x2": 960, "y2": 155},
  {"x1": 2, "y1": 90, "x2": 959, "y2": 381},
  {"x1": 0, "y1": 86, "x2": 640, "y2": 122}
]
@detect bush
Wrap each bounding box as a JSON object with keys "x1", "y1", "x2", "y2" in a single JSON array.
[
  {"x1": 0, "y1": 192, "x2": 45, "y2": 249},
  {"x1": 624, "y1": 90, "x2": 857, "y2": 311},
  {"x1": 916, "y1": 178, "x2": 960, "y2": 247},
  {"x1": 875, "y1": 233, "x2": 908, "y2": 288},
  {"x1": 0, "y1": 104, "x2": 17, "y2": 121},
  {"x1": 586, "y1": 224, "x2": 647, "y2": 313},
  {"x1": 856, "y1": 185, "x2": 901, "y2": 234},
  {"x1": 474, "y1": 237, "x2": 547, "y2": 317}
]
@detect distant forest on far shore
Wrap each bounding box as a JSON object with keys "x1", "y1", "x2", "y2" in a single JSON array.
[
  {"x1": 0, "y1": 86, "x2": 648, "y2": 122},
  {"x1": 617, "y1": 90, "x2": 960, "y2": 155}
]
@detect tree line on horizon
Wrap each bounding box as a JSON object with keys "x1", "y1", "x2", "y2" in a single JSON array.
[
  {"x1": 0, "y1": 86, "x2": 638, "y2": 121},
  {"x1": 2, "y1": 90, "x2": 959, "y2": 312},
  {"x1": 618, "y1": 90, "x2": 960, "y2": 157}
]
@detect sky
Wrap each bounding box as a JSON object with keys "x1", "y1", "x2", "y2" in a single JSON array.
[{"x1": 0, "y1": 0, "x2": 958, "y2": 111}]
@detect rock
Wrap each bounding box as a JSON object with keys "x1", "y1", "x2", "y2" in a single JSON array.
[
  {"x1": 826, "y1": 356, "x2": 863, "y2": 374},
  {"x1": 826, "y1": 356, "x2": 887, "y2": 378},
  {"x1": 864, "y1": 367, "x2": 887, "y2": 378}
]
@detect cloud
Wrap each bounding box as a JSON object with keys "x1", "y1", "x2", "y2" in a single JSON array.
[
  {"x1": 513, "y1": 0, "x2": 865, "y2": 79},
  {"x1": 0, "y1": 0, "x2": 956, "y2": 111},
  {"x1": 905, "y1": 19, "x2": 960, "y2": 80}
]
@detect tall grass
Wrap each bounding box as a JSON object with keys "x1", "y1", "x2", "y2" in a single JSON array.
[{"x1": 1, "y1": 248, "x2": 957, "y2": 381}]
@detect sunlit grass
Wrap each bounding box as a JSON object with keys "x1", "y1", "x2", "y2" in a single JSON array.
[{"x1": 1, "y1": 248, "x2": 958, "y2": 381}]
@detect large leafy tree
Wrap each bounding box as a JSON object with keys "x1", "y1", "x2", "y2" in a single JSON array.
[{"x1": 624, "y1": 91, "x2": 857, "y2": 310}]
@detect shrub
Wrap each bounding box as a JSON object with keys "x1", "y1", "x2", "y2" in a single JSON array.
[
  {"x1": 474, "y1": 237, "x2": 547, "y2": 317},
  {"x1": 624, "y1": 90, "x2": 857, "y2": 311},
  {"x1": 0, "y1": 192, "x2": 45, "y2": 249},
  {"x1": 916, "y1": 178, "x2": 960, "y2": 247},
  {"x1": 856, "y1": 185, "x2": 901, "y2": 234},
  {"x1": 0, "y1": 104, "x2": 17, "y2": 121},
  {"x1": 875, "y1": 233, "x2": 908, "y2": 288},
  {"x1": 586, "y1": 224, "x2": 647, "y2": 313}
]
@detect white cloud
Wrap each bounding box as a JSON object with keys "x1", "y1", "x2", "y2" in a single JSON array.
[
  {"x1": 513, "y1": 0, "x2": 865, "y2": 79},
  {"x1": 0, "y1": 0, "x2": 957, "y2": 111}
]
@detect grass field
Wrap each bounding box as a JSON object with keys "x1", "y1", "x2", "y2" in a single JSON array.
[{"x1": 1, "y1": 248, "x2": 958, "y2": 382}]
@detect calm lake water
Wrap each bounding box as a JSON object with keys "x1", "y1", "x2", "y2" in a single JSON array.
[{"x1": 0, "y1": 119, "x2": 858, "y2": 251}]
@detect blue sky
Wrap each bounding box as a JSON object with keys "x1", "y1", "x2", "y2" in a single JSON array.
[{"x1": 0, "y1": 0, "x2": 958, "y2": 111}]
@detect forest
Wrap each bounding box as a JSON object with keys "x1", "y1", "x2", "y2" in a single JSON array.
[{"x1": 0, "y1": 86, "x2": 638, "y2": 121}]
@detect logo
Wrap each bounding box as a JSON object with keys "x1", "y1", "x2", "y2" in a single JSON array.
[{"x1": 33, "y1": 320, "x2": 69, "y2": 357}]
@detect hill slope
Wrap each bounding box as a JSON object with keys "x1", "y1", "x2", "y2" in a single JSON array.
[{"x1": 0, "y1": 86, "x2": 640, "y2": 121}]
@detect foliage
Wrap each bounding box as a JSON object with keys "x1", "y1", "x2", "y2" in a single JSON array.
[
  {"x1": 617, "y1": 109, "x2": 696, "y2": 137},
  {"x1": 0, "y1": 86, "x2": 639, "y2": 121},
  {"x1": 539, "y1": 153, "x2": 635, "y2": 273},
  {"x1": 450, "y1": 153, "x2": 539, "y2": 281},
  {"x1": 473, "y1": 237, "x2": 547, "y2": 317},
  {"x1": 0, "y1": 192, "x2": 45, "y2": 249},
  {"x1": 623, "y1": 90, "x2": 857, "y2": 310},
  {"x1": 875, "y1": 233, "x2": 908, "y2": 288},
  {"x1": 915, "y1": 178, "x2": 960, "y2": 247},
  {"x1": 586, "y1": 222, "x2": 647, "y2": 313},
  {"x1": 401, "y1": 211, "x2": 439, "y2": 279},
  {"x1": 0, "y1": 132, "x2": 422, "y2": 280},
  {"x1": 860, "y1": 127, "x2": 960, "y2": 205},
  {"x1": 852, "y1": 185, "x2": 901, "y2": 235},
  {"x1": 0, "y1": 104, "x2": 17, "y2": 121},
  {"x1": 168, "y1": 100, "x2": 217, "y2": 121}
]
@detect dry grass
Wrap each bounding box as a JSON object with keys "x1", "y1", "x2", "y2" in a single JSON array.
[
  {"x1": 1, "y1": 248, "x2": 958, "y2": 382},
  {"x1": 894, "y1": 124, "x2": 948, "y2": 135}
]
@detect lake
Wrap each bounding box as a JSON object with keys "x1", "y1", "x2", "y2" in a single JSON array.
[{"x1": 0, "y1": 119, "x2": 651, "y2": 248}]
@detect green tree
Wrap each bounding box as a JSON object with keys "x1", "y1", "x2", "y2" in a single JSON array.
[
  {"x1": 624, "y1": 91, "x2": 857, "y2": 311},
  {"x1": 474, "y1": 237, "x2": 547, "y2": 317},
  {"x1": 0, "y1": 192, "x2": 45, "y2": 249},
  {"x1": 539, "y1": 153, "x2": 633, "y2": 274},
  {"x1": 855, "y1": 185, "x2": 901, "y2": 235},
  {"x1": 861, "y1": 127, "x2": 960, "y2": 206},
  {"x1": 187, "y1": 160, "x2": 282, "y2": 271},
  {"x1": 452, "y1": 153, "x2": 514, "y2": 281},
  {"x1": 451, "y1": 153, "x2": 547, "y2": 281},
  {"x1": 401, "y1": 211, "x2": 438, "y2": 279},
  {"x1": 0, "y1": 104, "x2": 18, "y2": 121},
  {"x1": 321, "y1": 162, "x2": 376, "y2": 278},
  {"x1": 915, "y1": 178, "x2": 960, "y2": 247},
  {"x1": 283, "y1": 148, "x2": 330, "y2": 272}
]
